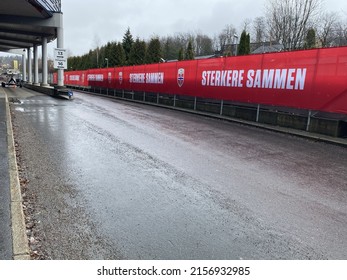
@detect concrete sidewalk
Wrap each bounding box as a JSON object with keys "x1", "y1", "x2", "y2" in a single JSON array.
[
  {"x1": 0, "y1": 94, "x2": 12, "y2": 259},
  {"x1": 0, "y1": 91, "x2": 30, "y2": 260}
]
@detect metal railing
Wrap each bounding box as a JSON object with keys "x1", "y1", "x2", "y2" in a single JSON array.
[{"x1": 35, "y1": 0, "x2": 61, "y2": 12}]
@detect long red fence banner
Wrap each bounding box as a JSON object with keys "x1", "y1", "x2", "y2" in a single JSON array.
[{"x1": 57, "y1": 47, "x2": 347, "y2": 114}]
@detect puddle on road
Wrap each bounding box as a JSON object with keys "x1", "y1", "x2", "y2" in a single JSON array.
[{"x1": 14, "y1": 107, "x2": 25, "y2": 112}]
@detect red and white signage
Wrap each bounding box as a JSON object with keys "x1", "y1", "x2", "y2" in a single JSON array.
[{"x1": 57, "y1": 47, "x2": 347, "y2": 114}]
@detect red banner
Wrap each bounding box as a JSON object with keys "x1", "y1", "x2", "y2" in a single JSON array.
[{"x1": 60, "y1": 47, "x2": 347, "y2": 114}]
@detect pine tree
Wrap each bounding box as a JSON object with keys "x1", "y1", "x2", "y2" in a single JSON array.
[
  {"x1": 109, "y1": 42, "x2": 118, "y2": 67},
  {"x1": 129, "y1": 38, "x2": 147, "y2": 65},
  {"x1": 114, "y1": 42, "x2": 126, "y2": 66},
  {"x1": 304, "y1": 28, "x2": 316, "y2": 49},
  {"x1": 178, "y1": 47, "x2": 184, "y2": 61},
  {"x1": 246, "y1": 34, "x2": 251, "y2": 54},
  {"x1": 122, "y1": 27, "x2": 134, "y2": 65},
  {"x1": 238, "y1": 31, "x2": 251, "y2": 55},
  {"x1": 104, "y1": 42, "x2": 112, "y2": 67},
  {"x1": 185, "y1": 41, "x2": 194, "y2": 60},
  {"x1": 145, "y1": 37, "x2": 162, "y2": 64}
]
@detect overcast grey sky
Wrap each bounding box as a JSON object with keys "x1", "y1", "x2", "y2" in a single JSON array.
[{"x1": 57, "y1": 0, "x2": 345, "y2": 56}]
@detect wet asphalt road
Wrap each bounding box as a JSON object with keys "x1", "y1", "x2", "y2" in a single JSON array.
[{"x1": 6, "y1": 87, "x2": 347, "y2": 260}]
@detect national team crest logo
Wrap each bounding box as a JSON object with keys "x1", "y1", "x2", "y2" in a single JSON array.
[
  {"x1": 177, "y1": 68, "x2": 185, "y2": 87},
  {"x1": 119, "y1": 72, "x2": 123, "y2": 85}
]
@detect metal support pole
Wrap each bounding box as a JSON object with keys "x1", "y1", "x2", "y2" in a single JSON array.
[
  {"x1": 220, "y1": 100, "x2": 224, "y2": 115},
  {"x1": 41, "y1": 37, "x2": 48, "y2": 86},
  {"x1": 33, "y1": 45, "x2": 39, "y2": 85},
  {"x1": 22, "y1": 50, "x2": 27, "y2": 82},
  {"x1": 27, "y1": 48, "x2": 32, "y2": 84},
  {"x1": 194, "y1": 97, "x2": 197, "y2": 110},
  {"x1": 157, "y1": 93, "x2": 159, "y2": 104},
  {"x1": 143, "y1": 92, "x2": 146, "y2": 102},
  {"x1": 173, "y1": 94, "x2": 176, "y2": 107},
  {"x1": 306, "y1": 110, "x2": 312, "y2": 132},
  {"x1": 256, "y1": 104, "x2": 260, "y2": 122}
]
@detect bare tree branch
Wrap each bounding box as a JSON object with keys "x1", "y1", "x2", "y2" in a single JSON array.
[{"x1": 266, "y1": 0, "x2": 321, "y2": 50}]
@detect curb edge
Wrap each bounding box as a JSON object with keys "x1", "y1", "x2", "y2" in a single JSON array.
[{"x1": 5, "y1": 93, "x2": 31, "y2": 260}]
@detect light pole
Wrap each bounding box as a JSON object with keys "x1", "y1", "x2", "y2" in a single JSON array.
[{"x1": 105, "y1": 58, "x2": 109, "y2": 68}]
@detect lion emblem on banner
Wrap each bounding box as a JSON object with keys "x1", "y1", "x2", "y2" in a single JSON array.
[
  {"x1": 119, "y1": 72, "x2": 123, "y2": 85},
  {"x1": 177, "y1": 68, "x2": 185, "y2": 87}
]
